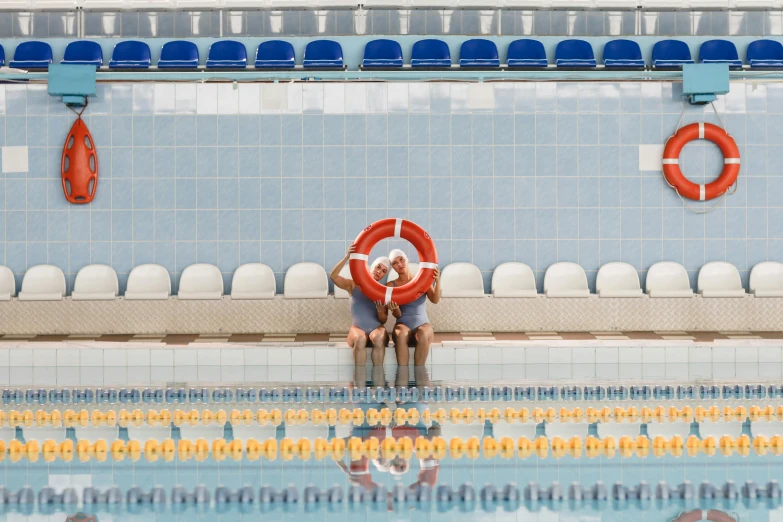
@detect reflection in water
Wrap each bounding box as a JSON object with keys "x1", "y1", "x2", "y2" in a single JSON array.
[{"x1": 340, "y1": 365, "x2": 439, "y2": 509}]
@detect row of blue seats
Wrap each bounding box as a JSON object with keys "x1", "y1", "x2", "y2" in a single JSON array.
[{"x1": 3, "y1": 37, "x2": 783, "y2": 70}]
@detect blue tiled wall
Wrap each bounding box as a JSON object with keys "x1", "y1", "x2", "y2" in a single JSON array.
[{"x1": 0, "y1": 80, "x2": 777, "y2": 293}]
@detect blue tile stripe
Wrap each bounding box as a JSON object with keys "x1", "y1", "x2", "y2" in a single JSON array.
[{"x1": 0, "y1": 81, "x2": 777, "y2": 294}]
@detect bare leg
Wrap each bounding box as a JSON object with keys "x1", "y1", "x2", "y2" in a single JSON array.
[
  {"x1": 368, "y1": 326, "x2": 388, "y2": 366},
  {"x1": 371, "y1": 365, "x2": 386, "y2": 388},
  {"x1": 347, "y1": 326, "x2": 369, "y2": 366},
  {"x1": 396, "y1": 365, "x2": 410, "y2": 387},
  {"x1": 393, "y1": 324, "x2": 412, "y2": 366},
  {"x1": 413, "y1": 366, "x2": 431, "y2": 388},
  {"x1": 353, "y1": 365, "x2": 367, "y2": 388},
  {"x1": 413, "y1": 324, "x2": 434, "y2": 366}
]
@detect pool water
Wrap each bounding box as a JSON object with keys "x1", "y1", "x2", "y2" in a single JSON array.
[{"x1": 1, "y1": 364, "x2": 783, "y2": 521}]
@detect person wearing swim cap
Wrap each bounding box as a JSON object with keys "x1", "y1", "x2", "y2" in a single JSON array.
[
  {"x1": 331, "y1": 244, "x2": 391, "y2": 365},
  {"x1": 386, "y1": 248, "x2": 441, "y2": 366}
]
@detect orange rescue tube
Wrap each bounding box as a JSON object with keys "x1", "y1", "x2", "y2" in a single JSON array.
[{"x1": 61, "y1": 116, "x2": 98, "y2": 204}]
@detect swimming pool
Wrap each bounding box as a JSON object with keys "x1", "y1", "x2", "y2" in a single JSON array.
[{"x1": 0, "y1": 340, "x2": 781, "y2": 521}]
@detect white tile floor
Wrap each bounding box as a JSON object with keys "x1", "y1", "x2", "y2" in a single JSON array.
[{"x1": 0, "y1": 340, "x2": 778, "y2": 385}]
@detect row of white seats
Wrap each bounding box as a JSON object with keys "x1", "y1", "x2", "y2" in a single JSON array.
[
  {"x1": 0, "y1": 0, "x2": 771, "y2": 9},
  {"x1": 0, "y1": 259, "x2": 781, "y2": 302},
  {"x1": 474, "y1": 260, "x2": 783, "y2": 298}
]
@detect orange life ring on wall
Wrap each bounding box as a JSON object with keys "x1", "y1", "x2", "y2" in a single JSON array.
[
  {"x1": 350, "y1": 218, "x2": 438, "y2": 306},
  {"x1": 671, "y1": 509, "x2": 736, "y2": 522},
  {"x1": 663, "y1": 122, "x2": 739, "y2": 201}
]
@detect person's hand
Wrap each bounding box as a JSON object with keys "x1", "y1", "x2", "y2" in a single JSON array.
[
  {"x1": 387, "y1": 301, "x2": 399, "y2": 312},
  {"x1": 375, "y1": 300, "x2": 386, "y2": 311},
  {"x1": 432, "y1": 267, "x2": 440, "y2": 283},
  {"x1": 347, "y1": 243, "x2": 356, "y2": 256}
]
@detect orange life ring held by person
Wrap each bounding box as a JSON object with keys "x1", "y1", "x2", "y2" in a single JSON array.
[
  {"x1": 663, "y1": 122, "x2": 739, "y2": 201},
  {"x1": 387, "y1": 248, "x2": 441, "y2": 367},
  {"x1": 349, "y1": 218, "x2": 438, "y2": 306},
  {"x1": 331, "y1": 245, "x2": 391, "y2": 366}
]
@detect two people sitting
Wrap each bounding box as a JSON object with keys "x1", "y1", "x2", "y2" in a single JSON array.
[{"x1": 330, "y1": 245, "x2": 441, "y2": 366}]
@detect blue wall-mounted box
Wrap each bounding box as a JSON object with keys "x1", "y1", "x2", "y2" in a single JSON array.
[
  {"x1": 47, "y1": 63, "x2": 96, "y2": 106},
  {"x1": 682, "y1": 63, "x2": 730, "y2": 104}
]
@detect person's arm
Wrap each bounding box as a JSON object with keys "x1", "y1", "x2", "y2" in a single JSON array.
[
  {"x1": 426, "y1": 268, "x2": 441, "y2": 304},
  {"x1": 386, "y1": 281, "x2": 402, "y2": 318},
  {"x1": 375, "y1": 300, "x2": 388, "y2": 323},
  {"x1": 330, "y1": 245, "x2": 356, "y2": 294}
]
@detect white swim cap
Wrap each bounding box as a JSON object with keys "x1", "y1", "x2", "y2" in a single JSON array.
[
  {"x1": 388, "y1": 249, "x2": 408, "y2": 263},
  {"x1": 371, "y1": 256, "x2": 391, "y2": 271}
]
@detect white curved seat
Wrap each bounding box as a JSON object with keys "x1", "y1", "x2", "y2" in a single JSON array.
[
  {"x1": 440, "y1": 263, "x2": 485, "y2": 298},
  {"x1": 491, "y1": 422, "x2": 537, "y2": 441},
  {"x1": 645, "y1": 262, "x2": 694, "y2": 298},
  {"x1": 231, "y1": 424, "x2": 277, "y2": 441},
  {"x1": 699, "y1": 420, "x2": 743, "y2": 439},
  {"x1": 178, "y1": 424, "x2": 226, "y2": 441},
  {"x1": 82, "y1": 0, "x2": 127, "y2": 6},
  {"x1": 71, "y1": 264, "x2": 119, "y2": 301},
  {"x1": 32, "y1": 0, "x2": 83, "y2": 6},
  {"x1": 750, "y1": 262, "x2": 783, "y2": 297},
  {"x1": 596, "y1": 262, "x2": 644, "y2": 298},
  {"x1": 74, "y1": 426, "x2": 121, "y2": 442},
  {"x1": 334, "y1": 265, "x2": 352, "y2": 299},
  {"x1": 126, "y1": 425, "x2": 172, "y2": 441},
  {"x1": 0, "y1": 265, "x2": 16, "y2": 301},
  {"x1": 21, "y1": 427, "x2": 68, "y2": 443},
  {"x1": 18, "y1": 265, "x2": 66, "y2": 301},
  {"x1": 697, "y1": 262, "x2": 746, "y2": 298},
  {"x1": 125, "y1": 264, "x2": 171, "y2": 300},
  {"x1": 387, "y1": 262, "x2": 419, "y2": 283},
  {"x1": 178, "y1": 264, "x2": 223, "y2": 300},
  {"x1": 646, "y1": 423, "x2": 691, "y2": 439},
  {"x1": 230, "y1": 263, "x2": 275, "y2": 300},
  {"x1": 491, "y1": 262, "x2": 537, "y2": 298},
  {"x1": 596, "y1": 422, "x2": 641, "y2": 439},
  {"x1": 543, "y1": 262, "x2": 590, "y2": 298},
  {"x1": 544, "y1": 423, "x2": 589, "y2": 439},
  {"x1": 284, "y1": 262, "x2": 328, "y2": 299},
  {"x1": 595, "y1": 0, "x2": 638, "y2": 5}
]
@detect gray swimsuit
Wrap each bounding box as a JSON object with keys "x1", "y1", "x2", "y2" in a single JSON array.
[
  {"x1": 391, "y1": 281, "x2": 429, "y2": 331},
  {"x1": 350, "y1": 287, "x2": 381, "y2": 334}
]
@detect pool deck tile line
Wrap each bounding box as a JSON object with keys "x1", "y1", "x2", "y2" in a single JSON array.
[{"x1": 3, "y1": 331, "x2": 783, "y2": 344}]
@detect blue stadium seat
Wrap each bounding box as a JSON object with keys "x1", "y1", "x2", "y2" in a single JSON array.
[
  {"x1": 747, "y1": 39, "x2": 783, "y2": 69},
  {"x1": 108, "y1": 41, "x2": 151, "y2": 69},
  {"x1": 603, "y1": 39, "x2": 644, "y2": 69},
  {"x1": 158, "y1": 40, "x2": 199, "y2": 69},
  {"x1": 411, "y1": 39, "x2": 451, "y2": 68},
  {"x1": 555, "y1": 39, "x2": 596, "y2": 68},
  {"x1": 459, "y1": 39, "x2": 499, "y2": 67},
  {"x1": 362, "y1": 39, "x2": 403, "y2": 68},
  {"x1": 303, "y1": 40, "x2": 344, "y2": 68},
  {"x1": 0, "y1": 45, "x2": 7, "y2": 67},
  {"x1": 206, "y1": 40, "x2": 247, "y2": 69},
  {"x1": 700, "y1": 39, "x2": 742, "y2": 69},
  {"x1": 507, "y1": 39, "x2": 547, "y2": 68},
  {"x1": 61, "y1": 41, "x2": 103, "y2": 67},
  {"x1": 652, "y1": 39, "x2": 694, "y2": 69},
  {"x1": 255, "y1": 40, "x2": 295, "y2": 69},
  {"x1": 10, "y1": 41, "x2": 52, "y2": 69}
]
